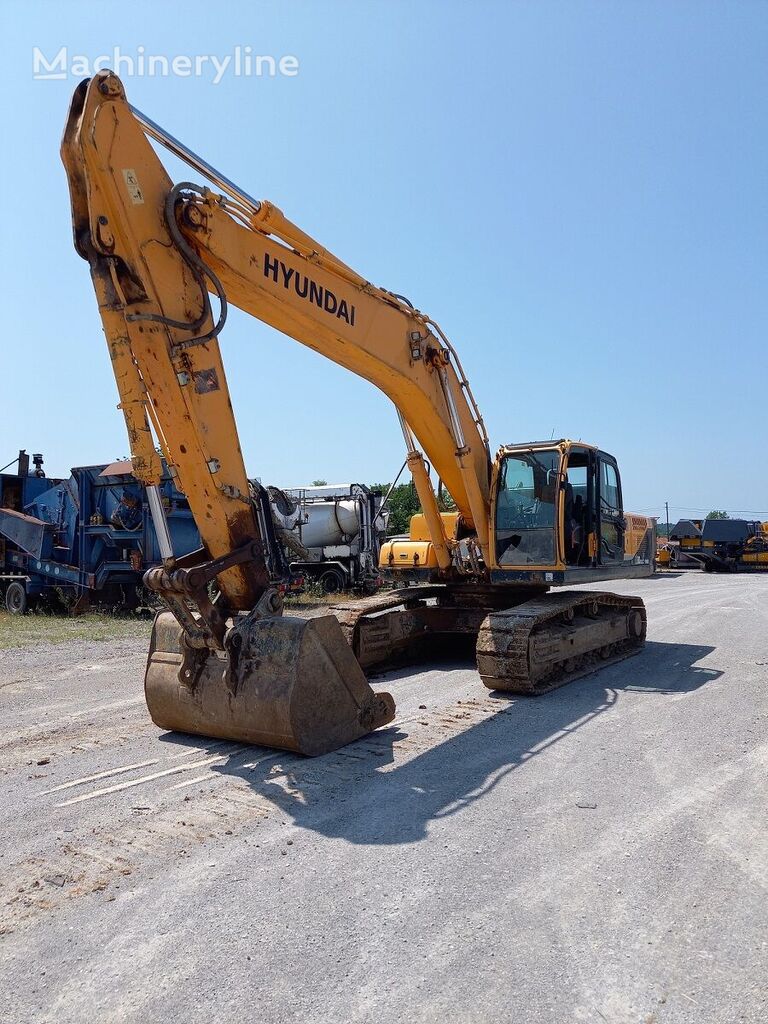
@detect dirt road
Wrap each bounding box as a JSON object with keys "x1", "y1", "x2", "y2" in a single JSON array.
[{"x1": 1, "y1": 573, "x2": 766, "y2": 1023}]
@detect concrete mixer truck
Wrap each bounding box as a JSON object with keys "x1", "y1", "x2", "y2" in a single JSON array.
[{"x1": 267, "y1": 483, "x2": 387, "y2": 594}]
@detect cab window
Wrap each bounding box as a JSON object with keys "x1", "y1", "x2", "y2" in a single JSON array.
[
  {"x1": 599, "y1": 459, "x2": 623, "y2": 561},
  {"x1": 495, "y1": 450, "x2": 560, "y2": 566},
  {"x1": 601, "y1": 461, "x2": 620, "y2": 512}
]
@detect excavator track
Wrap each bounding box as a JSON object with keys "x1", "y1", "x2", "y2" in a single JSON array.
[
  {"x1": 476, "y1": 591, "x2": 647, "y2": 694},
  {"x1": 330, "y1": 588, "x2": 448, "y2": 670},
  {"x1": 331, "y1": 588, "x2": 647, "y2": 696}
]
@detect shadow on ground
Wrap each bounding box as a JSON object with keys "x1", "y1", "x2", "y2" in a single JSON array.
[{"x1": 168, "y1": 640, "x2": 721, "y2": 846}]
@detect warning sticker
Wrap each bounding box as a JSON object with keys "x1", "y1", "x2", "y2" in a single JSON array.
[
  {"x1": 193, "y1": 368, "x2": 220, "y2": 394},
  {"x1": 122, "y1": 168, "x2": 145, "y2": 205}
]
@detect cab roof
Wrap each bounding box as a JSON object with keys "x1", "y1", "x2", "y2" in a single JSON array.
[{"x1": 499, "y1": 439, "x2": 599, "y2": 454}]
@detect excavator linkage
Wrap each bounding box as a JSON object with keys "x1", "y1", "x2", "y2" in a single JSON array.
[{"x1": 145, "y1": 610, "x2": 396, "y2": 756}]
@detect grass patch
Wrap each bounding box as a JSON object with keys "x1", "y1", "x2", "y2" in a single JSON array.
[
  {"x1": 283, "y1": 578, "x2": 374, "y2": 611},
  {"x1": 0, "y1": 611, "x2": 153, "y2": 650},
  {"x1": 0, "y1": 588, "x2": 370, "y2": 650},
  {"x1": 284, "y1": 593, "x2": 334, "y2": 610}
]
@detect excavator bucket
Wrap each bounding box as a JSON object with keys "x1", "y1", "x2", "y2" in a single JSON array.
[{"x1": 144, "y1": 610, "x2": 396, "y2": 756}]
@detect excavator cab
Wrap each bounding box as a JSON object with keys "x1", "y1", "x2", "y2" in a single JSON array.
[{"x1": 491, "y1": 441, "x2": 653, "y2": 583}]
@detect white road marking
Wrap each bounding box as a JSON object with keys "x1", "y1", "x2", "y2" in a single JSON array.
[
  {"x1": 56, "y1": 752, "x2": 247, "y2": 807},
  {"x1": 38, "y1": 759, "x2": 159, "y2": 795}
]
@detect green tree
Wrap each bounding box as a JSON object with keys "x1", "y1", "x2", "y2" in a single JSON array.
[
  {"x1": 437, "y1": 483, "x2": 457, "y2": 512},
  {"x1": 706, "y1": 510, "x2": 730, "y2": 520},
  {"x1": 370, "y1": 480, "x2": 457, "y2": 535},
  {"x1": 311, "y1": 479, "x2": 327, "y2": 487},
  {"x1": 370, "y1": 481, "x2": 421, "y2": 535}
]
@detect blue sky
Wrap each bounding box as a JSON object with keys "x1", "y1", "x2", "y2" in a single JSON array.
[{"x1": 2, "y1": 1, "x2": 766, "y2": 521}]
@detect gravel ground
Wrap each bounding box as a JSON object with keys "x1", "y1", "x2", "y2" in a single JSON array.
[{"x1": 0, "y1": 572, "x2": 766, "y2": 1023}]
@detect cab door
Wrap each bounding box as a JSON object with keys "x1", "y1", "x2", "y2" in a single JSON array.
[
  {"x1": 597, "y1": 454, "x2": 625, "y2": 564},
  {"x1": 560, "y1": 445, "x2": 594, "y2": 566}
]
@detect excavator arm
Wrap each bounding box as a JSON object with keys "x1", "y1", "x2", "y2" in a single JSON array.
[{"x1": 62, "y1": 73, "x2": 273, "y2": 645}]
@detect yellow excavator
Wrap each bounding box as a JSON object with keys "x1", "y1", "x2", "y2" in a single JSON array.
[{"x1": 61, "y1": 72, "x2": 656, "y2": 756}]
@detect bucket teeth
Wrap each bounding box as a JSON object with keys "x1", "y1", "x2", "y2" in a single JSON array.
[{"x1": 145, "y1": 610, "x2": 395, "y2": 756}]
